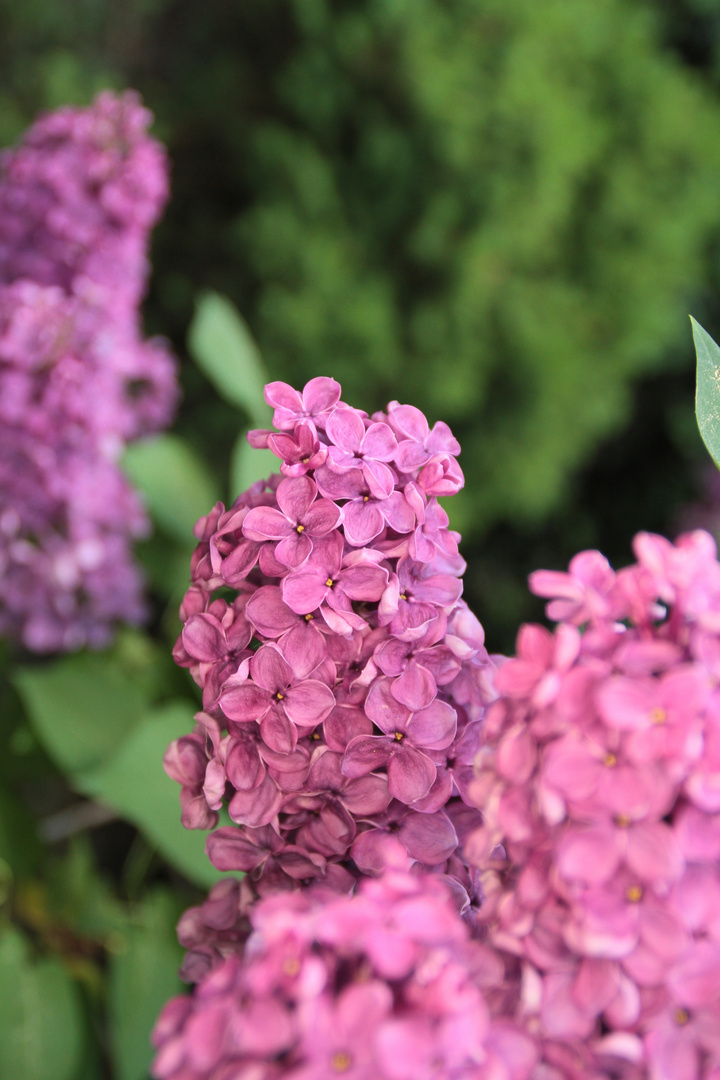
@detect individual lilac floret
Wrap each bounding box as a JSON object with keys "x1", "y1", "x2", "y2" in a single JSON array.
[
  {"x1": 169, "y1": 379, "x2": 494, "y2": 909},
  {"x1": 466, "y1": 531, "x2": 720, "y2": 1079},
  {"x1": 0, "y1": 95, "x2": 178, "y2": 650},
  {"x1": 152, "y1": 855, "x2": 536, "y2": 1080}
]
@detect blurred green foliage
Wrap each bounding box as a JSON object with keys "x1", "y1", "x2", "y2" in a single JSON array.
[{"x1": 4, "y1": 2, "x2": 720, "y2": 1075}]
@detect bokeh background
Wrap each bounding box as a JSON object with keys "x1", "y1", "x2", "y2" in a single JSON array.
[{"x1": 4, "y1": 1, "x2": 720, "y2": 1077}]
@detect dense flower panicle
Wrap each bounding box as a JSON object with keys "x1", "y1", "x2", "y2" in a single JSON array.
[
  {"x1": 467, "y1": 531, "x2": 720, "y2": 1079},
  {"x1": 0, "y1": 90, "x2": 168, "y2": 320},
  {"x1": 152, "y1": 857, "x2": 537, "y2": 1080},
  {"x1": 0, "y1": 94, "x2": 178, "y2": 651},
  {"x1": 168, "y1": 378, "x2": 494, "y2": 905}
]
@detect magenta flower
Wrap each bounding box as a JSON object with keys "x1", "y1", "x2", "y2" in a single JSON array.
[
  {"x1": 324, "y1": 407, "x2": 398, "y2": 499},
  {"x1": 245, "y1": 584, "x2": 327, "y2": 678},
  {"x1": 381, "y1": 555, "x2": 463, "y2": 641},
  {"x1": 267, "y1": 419, "x2": 327, "y2": 476},
  {"x1": 385, "y1": 402, "x2": 461, "y2": 470},
  {"x1": 281, "y1": 532, "x2": 388, "y2": 632},
  {"x1": 265, "y1": 376, "x2": 341, "y2": 430},
  {"x1": 220, "y1": 644, "x2": 335, "y2": 753},
  {"x1": 529, "y1": 549, "x2": 617, "y2": 626},
  {"x1": 315, "y1": 464, "x2": 415, "y2": 546},
  {"x1": 342, "y1": 677, "x2": 456, "y2": 804},
  {"x1": 242, "y1": 475, "x2": 341, "y2": 567}
]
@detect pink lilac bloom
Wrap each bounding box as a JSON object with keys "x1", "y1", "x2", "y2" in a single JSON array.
[
  {"x1": 151, "y1": 855, "x2": 537, "y2": 1080},
  {"x1": 466, "y1": 530, "x2": 720, "y2": 1079},
  {"x1": 0, "y1": 94, "x2": 178, "y2": 651},
  {"x1": 168, "y1": 378, "x2": 494, "y2": 906}
]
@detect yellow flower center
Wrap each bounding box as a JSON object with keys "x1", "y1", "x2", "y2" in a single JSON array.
[
  {"x1": 296, "y1": 524, "x2": 305, "y2": 532},
  {"x1": 626, "y1": 885, "x2": 643, "y2": 903},
  {"x1": 326, "y1": 578, "x2": 334, "y2": 588},
  {"x1": 674, "y1": 1008, "x2": 690, "y2": 1026},
  {"x1": 650, "y1": 707, "x2": 666, "y2": 725},
  {"x1": 331, "y1": 1051, "x2": 353, "y2": 1072},
  {"x1": 604, "y1": 752, "x2": 617, "y2": 767}
]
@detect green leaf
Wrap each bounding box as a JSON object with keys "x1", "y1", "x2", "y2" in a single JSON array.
[
  {"x1": 188, "y1": 291, "x2": 272, "y2": 425},
  {"x1": 229, "y1": 430, "x2": 279, "y2": 499},
  {"x1": 46, "y1": 837, "x2": 127, "y2": 941},
  {"x1": 693, "y1": 316, "x2": 720, "y2": 470},
  {"x1": 14, "y1": 653, "x2": 148, "y2": 773},
  {"x1": 122, "y1": 434, "x2": 220, "y2": 544},
  {"x1": 78, "y1": 702, "x2": 226, "y2": 888},
  {"x1": 0, "y1": 783, "x2": 41, "y2": 876},
  {"x1": 109, "y1": 890, "x2": 184, "y2": 1080},
  {"x1": 0, "y1": 927, "x2": 84, "y2": 1080}
]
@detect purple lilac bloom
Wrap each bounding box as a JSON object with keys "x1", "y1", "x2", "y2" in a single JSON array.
[
  {"x1": 168, "y1": 378, "x2": 494, "y2": 907},
  {"x1": 0, "y1": 90, "x2": 168, "y2": 320},
  {"x1": 0, "y1": 94, "x2": 178, "y2": 651},
  {"x1": 466, "y1": 530, "x2": 720, "y2": 1079},
  {"x1": 152, "y1": 855, "x2": 536, "y2": 1080}
]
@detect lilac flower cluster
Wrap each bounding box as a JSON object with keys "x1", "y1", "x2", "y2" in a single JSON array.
[
  {"x1": 166, "y1": 377, "x2": 494, "y2": 903},
  {"x1": 0, "y1": 93, "x2": 178, "y2": 650},
  {"x1": 468, "y1": 531, "x2": 720, "y2": 1079},
  {"x1": 152, "y1": 852, "x2": 537, "y2": 1080}
]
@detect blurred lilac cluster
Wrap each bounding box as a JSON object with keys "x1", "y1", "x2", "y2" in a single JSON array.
[
  {"x1": 468, "y1": 531, "x2": 720, "y2": 1078},
  {"x1": 153, "y1": 851, "x2": 537, "y2": 1080},
  {"x1": 166, "y1": 377, "x2": 495, "y2": 904},
  {"x1": 0, "y1": 92, "x2": 178, "y2": 651}
]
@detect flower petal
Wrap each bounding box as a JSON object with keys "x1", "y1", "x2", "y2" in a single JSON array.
[
  {"x1": 283, "y1": 679, "x2": 336, "y2": 727},
  {"x1": 387, "y1": 744, "x2": 436, "y2": 803}
]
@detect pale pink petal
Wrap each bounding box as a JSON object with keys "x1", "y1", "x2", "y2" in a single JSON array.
[
  {"x1": 342, "y1": 499, "x2": 385, "y2": 546},
  {"x1": 342, "y1": 735, "x2": 394, "y2": 777},
  {"x1": 274, "y1": 530, "x2": 312, "y2": 567},
  {"x1": 398, "y1": 809, "x2": 457, "y2": 864},
  {"x1": 364, "y1": 678, "x2": 410, "y2": 734},
  {"x1": 326, "y1": 407, "x2": 365, "y2": 453},
  {"x1": 407, "y1": 698, "x2": 456, "y2": 750},
  {"x1": 302, "y1": 499, "x2": 341, "y2": 535},
  {"x1": 229, "y1": 774, "x2": 282, "y2": 827},
  {"x1": 241, "y1": 505, "x2": 292, "y2": 541},
  {"x1": 182, "y1": 613, "x2": 226, "y2": 662},
  {"x1": 625, "y1": 821, "x2": 684, "y2": 885},
  {"x1": 283, "y1": 679, "x2": 335, "y2": 727},
  {"x1": 391, "y1": 660, "x2": 436, "y2": 710},
  {"x1": 279, "y1": 620, "x2": 326, "y2": 679},
  {"x1": 245, "y1": 585, "x2": 297, "y2": 637},
  {"x1": 250, "y1": 645, "x2": 293, "y2": 693},
  {"x1": 260, "y1": 706, "x2": 297, "y2": 754},
  {"x1": 301, "y1": 376, "x2": 341, "y2": 416},
  {"x1": 362, "y1": 458, "x2": 395, "y2": 499},
  {"x1": 276, "y1": 475, "x2": 315, "y2": 522},
  {"x1": 387, "y1": 744, "x2": 436, "y2": 803},
  {"x1": 220, "y1": 682, "x2": 269, "y2": 723},
  {"x1": 557, "y1": 826, "x2": 620, "y2": 884},
  {"x1": 282, "y1": 568, "x2": 329, "y2": 615}
]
